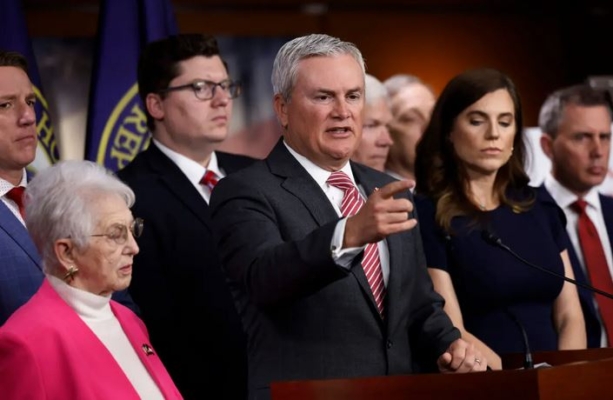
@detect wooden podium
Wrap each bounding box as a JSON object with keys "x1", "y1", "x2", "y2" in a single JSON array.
[{"x1": 271, "y1": 349, "x2": 613, "y2": 400}]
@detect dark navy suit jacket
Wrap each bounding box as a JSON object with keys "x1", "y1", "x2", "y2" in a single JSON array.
[
  {"x1": 539, "y1": 186, "x2": 613, "y2": 348},
  {"x1": 117, "y1": 144, "x2": 254, "y2": 400}
]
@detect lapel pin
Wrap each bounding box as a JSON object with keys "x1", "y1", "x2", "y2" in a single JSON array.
[{"x1": 142, "y1": 344, "x2": 155, "y2": 356}]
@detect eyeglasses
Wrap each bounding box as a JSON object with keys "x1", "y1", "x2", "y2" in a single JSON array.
[
  {"x1": 90, "y1": 218, "x2": 144, "y2": 245},
  {"x1": 159, "y1": 79, "x2": 241, "y2": 101}
]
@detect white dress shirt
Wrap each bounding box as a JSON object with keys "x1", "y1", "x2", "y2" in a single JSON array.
[
  {"x1": 284, "y1": 141, "x2": 390, "y2": 287},
  {"x1": 154, "y1": 139, "x2": 224, "y2": 204},
  {"x1": 544, "y1": 173, "x2": 613, "y2": 346}
]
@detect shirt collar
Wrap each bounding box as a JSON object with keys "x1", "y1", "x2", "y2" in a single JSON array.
[
  {"x1": 153, "y1": 139, "x2": 223, "y2": 185},
  {"x1": 283, "y1": 140, "x2": 356, "y2": 188},
  {"x1": 544, "y1": 172, "x2": 602, "y2": 212},
  {"x1": 0, "y1": 170, "x2": 28, "y2": 197}
]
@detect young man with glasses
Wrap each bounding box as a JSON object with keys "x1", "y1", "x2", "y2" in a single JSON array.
[{"x1": 117, "y1": 34, "x2": 254, "y2": 400}]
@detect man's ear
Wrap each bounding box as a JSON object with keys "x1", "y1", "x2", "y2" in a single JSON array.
[
  {"x1": 146, "y1": 93, "x2": 165, "y2": 121},
  {"x1": 540, "y1": 133, "x2": 554, "y2": 160},
  {"x1": 54, "y1": 238, "x2": 77, "y2": 269},
  {"x1": 273, "y1": 94, "x2": 289, "y2": 129}
]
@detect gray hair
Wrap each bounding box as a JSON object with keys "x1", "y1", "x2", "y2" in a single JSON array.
[
  {"x1": 364, "y1": 74, "x2": 389, "y2": 107},
  {"x1": 538, "y1": 84, "x2": 613, "y2": 137},
  {"x1": 271, "y1": 33, "x2": 366, "y2": 102},
  {"x1": 383, "y1": 74, "x2": 434, "y2": 98},
  {"x1": 24, "y1": 160, "x2": 135, "y2": 274}
]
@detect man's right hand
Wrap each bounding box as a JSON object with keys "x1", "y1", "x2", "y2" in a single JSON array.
[{"x1": 343, "y1": 180, "x2": 417, "y2": 248}]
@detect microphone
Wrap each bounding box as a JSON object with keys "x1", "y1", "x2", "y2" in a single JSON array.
[
  {"x1": 481, "y1": 230, "x2": 613, "y2": 300},
  {"x1": 504, "y1": 308, "x2": 534, "y2": 369}
]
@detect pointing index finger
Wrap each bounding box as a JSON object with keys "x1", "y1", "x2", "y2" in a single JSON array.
[{"x1": 376, "y1": 180, "x2": 414, "y2": 199}]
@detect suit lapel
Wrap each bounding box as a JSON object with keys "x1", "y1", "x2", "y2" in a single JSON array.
[
  {"x1": 352, "y1": 163, "x2": 400, "y2": 324},
  {"x1": 600, "y1": 194, "x2": 613, "y2": 247},
  {"x1": 268, "y1": 141, "x2": 338, "y2": 226},
  {"x1": 144, "y1": 144, "x2": 211, "y2": 230},
  {"x1": 111, "y1": 302, "x2": 173, "y2": 397},
  {"x1": 353, "y1": 163, "x2": 410, "y2": 329},
  {"x1": 0, "y1": 202, "x2": 42, "y2": 270}
]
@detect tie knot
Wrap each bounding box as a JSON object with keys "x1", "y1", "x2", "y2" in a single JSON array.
[
  {"x1": 200, "y1": 170, "x2": 219, "y2": 190},
  {"x1": 571, "y1": 199, "x2": 588, "y2": 214},
  {"x1": 6, "y1": 186, "x2": 26, "y2": 219},
  {"x1": 327, "y1": 171, "x2": 355, "y2": 192},
  {"x1": 6, "y1": 186, "x2": 25, "y2": 206}
]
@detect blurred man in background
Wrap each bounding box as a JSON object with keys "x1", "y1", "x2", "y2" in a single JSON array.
[
  {"x1": 351, "y1": 73, "x2": 393, "y2": 172},
  {"x1": 539, "y1": 84, "x2": 613, "y2": 349},
  {"x1": 384, "y1": 74, "x2": 435, "y2": 182}
]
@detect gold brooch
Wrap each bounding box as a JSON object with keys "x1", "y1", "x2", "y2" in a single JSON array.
[{"x1": 142, "y1": 344, "x2": 155, "y2": 356}]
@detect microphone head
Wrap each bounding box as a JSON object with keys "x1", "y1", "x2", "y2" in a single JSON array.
[{"x1": 481, "y1": 230, "x2": 501, "y2": 245}]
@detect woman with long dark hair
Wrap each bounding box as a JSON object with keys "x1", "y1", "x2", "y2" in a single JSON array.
[{"x1": 414, "y1": 68, "x2": 586, "y2": 370}]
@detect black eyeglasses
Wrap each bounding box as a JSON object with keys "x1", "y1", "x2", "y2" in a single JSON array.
[
  {"x1": 159, "y1": 79, "x2": 241, "y2": 101},
  {"x1": 90, "y1": 218, "x2": 144, "y2": 245}
]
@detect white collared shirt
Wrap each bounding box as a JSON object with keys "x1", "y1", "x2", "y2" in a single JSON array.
[
  {"x1": 284, "y1": 141, "x2": 390, "y2": 286},
  {"x1": 153, "y1": 139, "x2": 224, "y2": 204},
  {"x1": 544, "y1": 173, "x2": 613, "y2": 346},
  {"x1": 0, "y1": 171, "x2": 28, "y2": 226}
]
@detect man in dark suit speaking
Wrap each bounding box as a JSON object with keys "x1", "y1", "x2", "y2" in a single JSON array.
[
  {"x1": 210, "y1": 34, "x2": 487, "y2": 400},
  {"x1": 117, "y1": 34, "x2": 253, "y2": 399}
]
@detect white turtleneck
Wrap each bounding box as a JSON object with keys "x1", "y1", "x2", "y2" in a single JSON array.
[{"x1": 48, "y1": 275, "x2": 164, "y2": 400}]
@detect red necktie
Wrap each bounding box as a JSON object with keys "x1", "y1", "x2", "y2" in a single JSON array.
[
  {"x1": 6, "y1": 186, "x2": 26, "y2": 220},
  {"x1": 571, "y1": 198, "x2": 613, "y2": 345},
  {"x1": 327, "y1": 171, "x2": 386, "y2": 316},
  {"x1": 200, "y1": 170, "x2": 219, "y2": 191}
]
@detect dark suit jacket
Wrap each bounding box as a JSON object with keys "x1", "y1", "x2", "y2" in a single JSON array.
[
  {"x1": 539, "y1": 186, "x2": 613, "y2": 348},
  {"x1": 209, "y1": 141, "x2": 460, "y2": 400},
  {"x1": 117, "y1": 144, "x2": 254, "y2": 400},
  {"x1": 0, "y1": 198, "x2": 137, "y2": 326}
]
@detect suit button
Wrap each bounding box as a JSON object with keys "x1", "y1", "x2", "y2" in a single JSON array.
[{"x1": 386, "y1": 340, "x2": 393, "y2": 349}]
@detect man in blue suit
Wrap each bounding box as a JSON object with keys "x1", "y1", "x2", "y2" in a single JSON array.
[
  {"x1": 0, "y1": 50, "x2": 137, "y2": 326},
  {"x1": 539, "y1": 84, "x2": 613, "y2": 348},
  {"x1": 0, "y1": 50, "x2": 42, "y2": 325}
]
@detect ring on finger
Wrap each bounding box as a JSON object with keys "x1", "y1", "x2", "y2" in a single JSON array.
[{"x1": 474, "y1": 358, "x2": 481, "y2": 365}]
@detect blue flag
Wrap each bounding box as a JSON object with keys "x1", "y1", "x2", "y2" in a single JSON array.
[
  {"x1": 85, "y1": 0, "x2": 178, "y2": 171},
  {"x1": 0, "y1": 0, "x2": 60, "y2": 174}
]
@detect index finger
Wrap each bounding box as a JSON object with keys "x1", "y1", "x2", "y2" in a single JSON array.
[{"x1": 376, "y1": 180, "x2": 414, "y2": 199}]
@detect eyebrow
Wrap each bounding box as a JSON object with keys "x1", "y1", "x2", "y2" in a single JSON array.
[
  {"x1": 315, "y1": 87, "x2": 362, "y2": 94},
  {"x1": 466, "y1": 110, "x2": 513, "y2": 118},
  {"x1": 0, "y1": 93, "x2": 36, "y2": 101}
]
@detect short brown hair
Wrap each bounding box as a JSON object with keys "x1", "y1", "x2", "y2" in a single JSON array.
[{"x1": 0, "y1": 50, "x2": 29, "y2": 75}]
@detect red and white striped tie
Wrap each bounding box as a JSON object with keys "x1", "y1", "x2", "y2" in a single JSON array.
[
  {"x1": 327, "y1": 171, "x2": 386, "y2": 316},
  {"x1": 200, "y1": 170, "x2": 219, "y2": 191}
]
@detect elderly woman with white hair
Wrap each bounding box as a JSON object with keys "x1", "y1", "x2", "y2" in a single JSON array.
[{"x1": 0, "y1": 160, "x2": 182, "y2": 399}]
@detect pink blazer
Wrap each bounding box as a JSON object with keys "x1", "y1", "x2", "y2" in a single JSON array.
[{"x1": 0, "y1": 280, "x2": 183, "y2": 399}]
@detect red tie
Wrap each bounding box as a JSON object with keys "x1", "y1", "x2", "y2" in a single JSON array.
[
  {"x1": 327, "y1": 171, "x2": 386, "y2": 316},
  {"x1": 571, "y1": 198, "x2": 613, "y2": 345},
  {"x1": 6, "y1": 186, "x2": 26, "y2": 220},
  {"x1": 200, "y1": 170, "x2": 219, "y2": 191}
]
